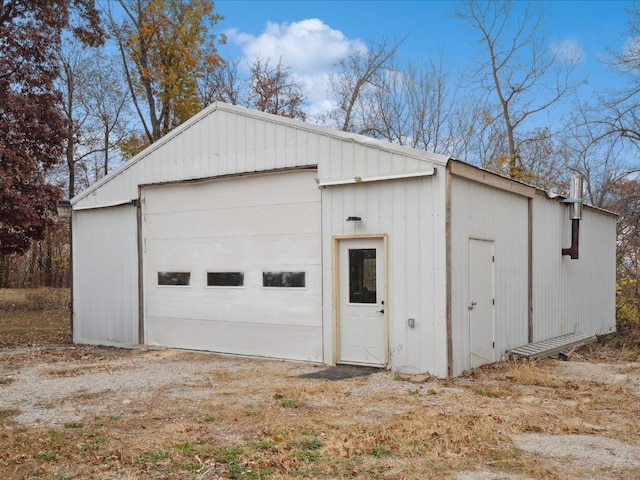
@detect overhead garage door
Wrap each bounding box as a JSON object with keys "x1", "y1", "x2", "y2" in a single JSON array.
[{"x1": 141, "y1": 169, "x2": 322, "y2": 361}]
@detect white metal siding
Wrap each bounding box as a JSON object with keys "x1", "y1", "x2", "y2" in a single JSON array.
[
  {"x1": 72, "y1": 205, "x2": 138, "y2": 345},
  {"x1": 73, "y1": 107, "x2": 320, "y2": 210},
  {"x1": 142, "y1": 169, "x2": 322, "y2": 361},
  {"x1": 74, "y1": 103, "x2": 450, "y2": 212},
  {"x1": 69, "y1": 102, "x2": 616, "y2": 377},
  {"x1": 318, "y1": 141, "x2": 448, "y2": 185},
  {"x1": 321, "y1": 172, "x2": 448, "y2": 376},
  {"x1": 532, "y1": 193, "x2": 616, "y2": 340},
  {"x1": 450, "y1": 176, "x2": 530, "y2": 375}
]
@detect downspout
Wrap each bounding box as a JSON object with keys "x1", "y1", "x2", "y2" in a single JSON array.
[
  {"x1": 136, "y1": 192, "x2": 145, "y2": 345},
  {"x1": 528, "y1": 198, "x2": 533, "y2": 343},
  {"x1": 57, "y1": 200, "x2": 73, "y2": 339},
  {"x1": 69, "y1": 211, "x2": 74, "y2": 340},
  {"x1": 562, "y1": 175, "x2": 584, "y2": 260},
  {"x1": 445, "y1": 163, "x2": 453, "y2": 378}
]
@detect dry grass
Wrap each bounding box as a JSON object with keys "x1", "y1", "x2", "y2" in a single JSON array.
[
  {"x1": 0, "y1": 287, "x2": 70, "y2": 311},
  {"x1": 505, "y1": 359, "x2": 566, "y2": 388},
  {"x1": 1, "y1": 349, "x2": 638, "y2": 479},
  {"x1": 0, "y1": 289, "x2": 639, "y2": 479},
  {"x1": 585, "y1": 319, "x2": 640, "y2": 362},
  {"x1": 0, "y1": 288, "x2": 70, "y2": 346}
]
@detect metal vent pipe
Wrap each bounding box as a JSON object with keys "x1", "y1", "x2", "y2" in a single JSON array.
[
  {"x1": 562, "y1": 174, "x2": 584, "y2": 259},
  {"x1": 569, "y1": 174, "x2": 584, "y2": 220}
]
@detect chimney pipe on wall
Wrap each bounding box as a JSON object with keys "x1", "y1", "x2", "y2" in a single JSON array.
[{"x1": 562, "y1": 174, "x2": 584, "y2": 260}]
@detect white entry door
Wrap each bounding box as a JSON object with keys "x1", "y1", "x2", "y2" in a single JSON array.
[
  {"x1": 469, "y1": 239, "x2": 495, "y2": 368},
  {"x1": 338, "y1": 238, "x2": 386, "y2": 366}
]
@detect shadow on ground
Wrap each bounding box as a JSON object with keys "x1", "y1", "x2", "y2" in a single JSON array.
[{"x1": 297, "y1": 365, "x2": 380, "y2": 381}]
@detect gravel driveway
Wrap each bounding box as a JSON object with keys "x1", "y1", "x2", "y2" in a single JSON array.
[{"x1": 1, "y1": 344, "x2": 639, "y2": 479}]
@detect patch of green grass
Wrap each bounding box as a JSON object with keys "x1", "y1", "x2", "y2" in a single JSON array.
[
  {"x1": 294, "y1": 450, "x2": 320, "y2": 463},
  {"x1": 288, "y1": 436, "x2": 324, "y2": 465},
  {"x1": 299, "y1": 437, "x2": 322, "y2": 450},
  {"x1": 245, "y1": 410, "x2": 260, "y2": 417},
  {"x1": 474, "y1": 387, "x2": 499, "y2": 398},
  {"x1": 393, "y1": 373, "x2": 403, "y2": 381},
  {"x1": 427, "y1": 388, "x2": 437, "y2": 395},
  {"x1": 38, "y1": 451, "x2": 59, "y2": 461},
  {"x1": 255, "y1": 439, "x2": 277, "y2": 449},
  {"x1": 133, "y1": 450, "x2": 169, "y2": 464},
  {"x1": 82, "y1": 433, "x2": 107, "y2": 452},
  {"x1": 47, "y1": 429, "x2": 68, "y2": 447},
  {"x1": 280, "y1": 399, "x2": 299, "y2": 408},
  {"x1": 216, "y1": 446, "x2": 255, "y2": 477},
  {"x1": 370, "y1": 445, "x2": 393, "y2": 457},
  {"x1": 149, "y1": 450, "x2": 170, "y2": 461},
  {"x1": 273, "y1": 392, "x2": 285, "y2": 399},
  {"x1": 185, "y1": 462, "x2": 204, "y2": 472},
  {"x1": 226, "y1": 460, "x2": 248, "y2": 476},
  {"x1": 63, "y1": 421, "x2": 84, "y2": 429},
  {"x1": 0, "y1": 377, "x2": 15, "y2": 386},
  {"x1": 216, "y1": 446, "x2": 242, "y2": 462},
  {"x1": 407, "y1": 388, "x2": 420, "y2": 396},
  {"x1": 177, "y1": 442, "x2": 194, "y2": 456},
  {"x1": 215, "y1": 446, "x2": 273, "y2": 478}
]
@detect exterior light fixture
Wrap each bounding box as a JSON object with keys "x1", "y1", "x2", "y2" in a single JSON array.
[
  {"x1": 346, "y1": 216, "x2": 362, "y2": 222},
  {"x1": 57, "y1": 199, "x2": 72, "y2": 219}
]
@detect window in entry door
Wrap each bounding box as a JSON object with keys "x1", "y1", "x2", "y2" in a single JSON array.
[{"x1": 348, "y1": 248, "x2": 377, "y2": 303}]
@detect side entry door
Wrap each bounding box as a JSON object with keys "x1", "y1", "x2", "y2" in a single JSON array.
[
  {"x1": 469, "y1": 238, "x2": 496, "y2": 368},
  {"x1": 337, "y1": 238, "x2": 387, "y2": 366}
]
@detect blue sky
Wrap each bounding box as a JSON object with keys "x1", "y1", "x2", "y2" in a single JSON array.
[{"x1": 214, "y1": 0, "x2": 634, "y2": 119}]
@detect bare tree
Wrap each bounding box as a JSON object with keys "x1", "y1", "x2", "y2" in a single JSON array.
[
  {"x1": 405, "y1": 57, "x2": 456, "y2": 154},
  {"x1": 455, "y1": 1, "x2": 575, "y2": 179},
  {"x1": 80, "y1": 53, "x2": 131, "y2": 180},
  {"x1": 583, "y1": 2, "x2": 640, "y2": 153},
  {"x1": 561, "y1": 103, "x2": 633, "y2": 208},
  {"x1": 199, "y1": 55, "x2": 244, "y2": 107},
  {"x1": 248, "y1": 57, "x2": 307, "y2": 120},
  {"x1": 517, "y1": 128, "x2": 570, "y2": 192},
  {"x1": 326, "y1": 37, "x2": 403, "y2": 133},
  {"x1": 57, "y1": 41, "x2": 132, "y2": 197},
  {"x1": 57, "y1": 40, "x2": 91, "y2": 198},
  {"x1": 358, "y1": 62, "x2": 410, "y2": 142},
  {"x1": 197, "y1": 54, "x2": 307, "y2": 119},
  {"x1": 363, "y1": 55, "x2": 459, "y2": 155}
]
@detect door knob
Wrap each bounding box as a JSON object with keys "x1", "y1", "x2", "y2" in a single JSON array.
[{"x1": 468, "y1": 302, "x2": 477, "y2": 311}]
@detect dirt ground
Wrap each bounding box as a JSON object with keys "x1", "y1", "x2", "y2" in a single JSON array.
[{"x1": 1, "y1": 289, "x2": 639, "y2": 479}]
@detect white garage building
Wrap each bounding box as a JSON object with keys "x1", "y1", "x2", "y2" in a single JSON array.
[{"x1": 71, "y1": 102, "x2": 616, "y2": 377}]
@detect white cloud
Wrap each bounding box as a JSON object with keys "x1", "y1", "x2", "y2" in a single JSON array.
[
  {"x1": 225, "y1": 19, "x2": 366, "y2": 118},
  {"x1": 550, "y1": 38, "x2": 585, "y2": 65}
]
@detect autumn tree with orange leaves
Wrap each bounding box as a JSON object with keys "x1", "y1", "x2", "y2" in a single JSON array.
[{"x1": 110, "y1": 0, "x2": 224, "y2": 150}]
